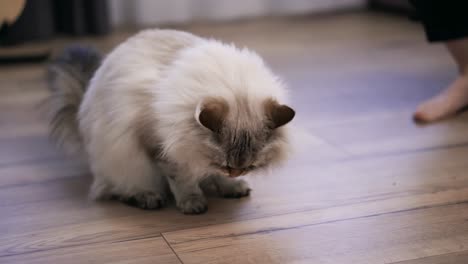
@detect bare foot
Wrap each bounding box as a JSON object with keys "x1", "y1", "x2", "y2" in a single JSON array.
[
  {"x1": 414, "y1": 38, "x2": 468, "y2": 123},
  {"x1": 414, "y1": 75, "x2": 468, "y2": 123}
]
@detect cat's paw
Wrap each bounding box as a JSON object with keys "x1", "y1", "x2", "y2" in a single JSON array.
[
  {"x1": 177, "y1": 194, "x2": 208, "y2": 214},
  {"x1": 220, "y1": 179, "x2": 251, "y2": 199},
  {"x1": 121, "y1": 191, "x2": 167, "y2": 210}
]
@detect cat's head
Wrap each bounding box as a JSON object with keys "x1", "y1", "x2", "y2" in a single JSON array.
[{"x1": 195, "y1": 97, "x2": 295, "y2": 177}]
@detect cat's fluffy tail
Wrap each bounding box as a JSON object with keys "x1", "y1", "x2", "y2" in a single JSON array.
[{"x1": 46, "y1": 45, "x2": 101, "y2": 154}]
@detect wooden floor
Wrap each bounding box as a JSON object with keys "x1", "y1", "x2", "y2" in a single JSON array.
[{"x1": 1, "y1": 11, "x2": 468, "y2": 264}]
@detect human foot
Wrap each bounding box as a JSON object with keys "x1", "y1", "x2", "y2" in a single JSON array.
[{"x1": 413, "y1": 75, "x2": 468, "y2": 123}]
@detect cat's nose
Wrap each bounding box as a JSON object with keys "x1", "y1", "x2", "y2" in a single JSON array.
[
  {"x1": 228, "y1": 167, "x2": 245, "y2": 177},
  {"x1": 223, "y1": 166, "x2": 248, "y2": 177}
]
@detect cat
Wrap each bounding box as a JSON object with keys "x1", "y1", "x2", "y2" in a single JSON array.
[{"x1": 47, "y1": 29, "x2": 295, "y2": 214}]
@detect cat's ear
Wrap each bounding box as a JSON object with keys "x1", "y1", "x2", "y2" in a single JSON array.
[
  {"x1": 195, "y1": 98, "x2": 229, "y2": 132},
  {"x1": 264, "y1": 99, "x2": 295, "y2": 129}
]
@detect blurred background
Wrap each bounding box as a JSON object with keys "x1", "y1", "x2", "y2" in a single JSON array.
[{"x1": 0, "y1": 0, "x2": 413, "y2": 60}]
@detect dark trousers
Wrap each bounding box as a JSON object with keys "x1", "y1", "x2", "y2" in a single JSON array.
[{"x1": 409, "y1": 0, "x2": 468, "y2": 42}]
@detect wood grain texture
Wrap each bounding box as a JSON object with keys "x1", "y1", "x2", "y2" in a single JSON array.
[
  {"x1": 391, "y1": 251, "x2": 468, "y2": 264},
  {"x1": 1, "y1": 10, "x2": 467, "y2": 264},
  {"x1": 5, "y1": 145, "x2": 468, "y2": 256},
  {"x1": 165, "y1": 204, "x2": 468, "y2": 264},
  {"x1": 1, "y1": 237, "x2": 181, "y2": 264}
]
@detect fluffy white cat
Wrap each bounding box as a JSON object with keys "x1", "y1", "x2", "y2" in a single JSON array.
[{"x1": 47, "y1": 29, "x2": 295, "y2": 214}]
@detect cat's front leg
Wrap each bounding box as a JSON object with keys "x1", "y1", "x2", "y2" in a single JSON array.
[
  {"x1": 211, "y1": 175, "x2": 251, "y2": 198},
  {"x1": 166, "y1": 173, "x2": 207, "y2": 214}
]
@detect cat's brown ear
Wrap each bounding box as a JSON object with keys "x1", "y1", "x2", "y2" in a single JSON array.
[
  {"x1": 265, "y1": 99, "x2": 295, "y2": 129},
  {"x1": 196, "y1": 98, "x2": 229, "y2": 132}
]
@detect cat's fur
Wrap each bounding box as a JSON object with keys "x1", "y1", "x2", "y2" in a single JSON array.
[{"x1": 47, "y1": 29, "x2": 295, "y2": 214}]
